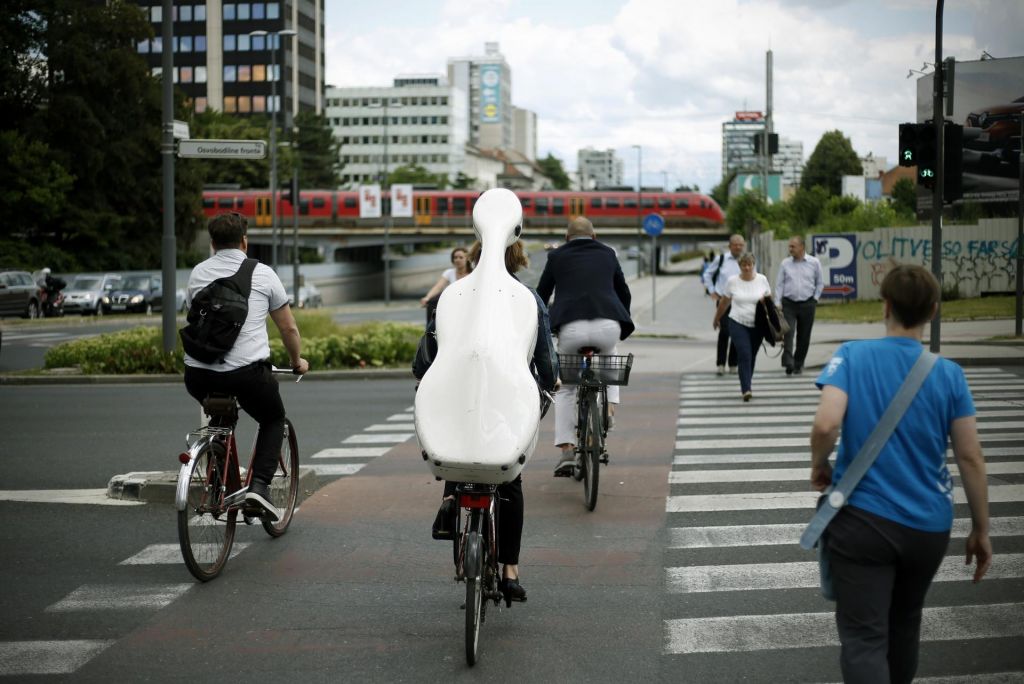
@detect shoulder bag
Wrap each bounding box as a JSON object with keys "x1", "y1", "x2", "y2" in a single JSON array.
[{"x1": 799, "y1": 349, "x2": 938, "y2": 600}]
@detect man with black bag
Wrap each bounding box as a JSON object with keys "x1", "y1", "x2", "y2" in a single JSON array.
[{"x1": 181, "y1": 212, "x2": 309, "y2": 520}]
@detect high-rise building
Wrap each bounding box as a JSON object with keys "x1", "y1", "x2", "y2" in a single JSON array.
[
  {"x1": 511, "y1": 106, "x2": 537, "y2": 162},
  {"x1": 577, "y1": 147, "x2": 623, "y2": 190},
  {"x1": 447, "y1": 42, "x2": 513, "y2": 151},
  {"x1": 326, "y1": 76, "x2": 468, "y2": 187},
  {"x1": 773, "y1": 137, "x2": 804, "y2": 187},
  {"x1": 135, "y1": 0, "x2": 325, "y2": 121},
  {"x1": 721, "y1": 111, "x2": 803, "y2": 188}
]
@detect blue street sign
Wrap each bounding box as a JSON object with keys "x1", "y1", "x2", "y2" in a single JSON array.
[{"x1": 643, "y1": 213, "x2": 665, "y2": 237}]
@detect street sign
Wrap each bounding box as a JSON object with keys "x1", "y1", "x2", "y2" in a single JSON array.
[
  {"x1": 177, "y1": 139, "x2": 267, "y2": 159},
  {"x1": 812, "y1": 234, "x2": 858, "y2": 299},
  {"x1": 172, "y1": 120, "x2": 190, "y2": 140},
  {"x1": 643, "y1": 213, "x2": 665, "y2": 237}
]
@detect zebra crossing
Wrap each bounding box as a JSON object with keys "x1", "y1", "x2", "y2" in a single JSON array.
[
  {"x1": 664, "y1": 366, "x2": 1024, "y2": 681},
  {"x1": 307, "y1": 406, "x2": 415, "y2": 477}
]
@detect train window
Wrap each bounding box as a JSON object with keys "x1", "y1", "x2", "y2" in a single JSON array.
[
  {"x1": 453, "y1": 197, "x2": 466, "y2": 215},
  {"x1": 218, "y1": 198, "x2": 233, "y2": 208},
  {"x1": 624, "y1": 198, "x2": 637, "y2": 209},
  {"x1": 520, "y1": 197, "x2": 531, "y2": 208},
  {"x1": 535, "y1": 197, "x2": 548, "y2": 214},
  {"x1": 606, "y1": 198, "x2": 620, "y2": 208},
  {"x1": 590, "y1": 198, "x2": 602, "y2": 209},
  {"x1": 700, "y1": 199, "x2": 707, "y2": 208},
  {"x1": 658, "y1": 198, "x2": 671, "y2": 209},
  {"x1": 344, "y1": 197, "x2": 357, "y2": 208},
  {"x1": 641, "y1": 198, "x2": 654, "y2": 208},
  {"x1": 300, "y1": 200, "x2": 310, "y2": 215},
  {"x1": 437, "y1": 197, "x2": 448, "y2": 215},
  {"x1": 203, "y1": 198, "x2": 215, "y2": 208},
  {"x1": 312, "y1": 197, "x2": 325, "y2": 209},
  {"x1": 552, "y1": 198, "x2": 564, "y2": 215},
  {"x1": 675, "y1": 198, "x2": 689, "y2": 209}
]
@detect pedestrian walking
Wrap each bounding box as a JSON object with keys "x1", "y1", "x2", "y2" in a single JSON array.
[
  {"x1": 809, "y1": 264, "x2": 991, "y2": 683},
  {"x1": 712, "y1": 252, "x2": 770, "y2": 402},
  {"x1": 702, "y1": 234, "x2": 745, "y2": 375},
  {"x1": 774, "y1": 235, "x2": 823, "y2": 375}
]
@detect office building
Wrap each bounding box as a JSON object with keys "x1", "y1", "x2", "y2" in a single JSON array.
[
  {"x1": 512, "y1": 106, "x2": 537, "y2": 162},
  {"x1": 447, "y1": 42, "x2": 513, "y2": 151},
  {"x1": 577, "y1": 147, "x2": 623, "y2": 190},
  {"x1": 722, "y1": 111, "x2": 803, "y2": 188}
]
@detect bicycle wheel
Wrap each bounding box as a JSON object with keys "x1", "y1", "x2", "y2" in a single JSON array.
[
  {"x1": 178, "y1": 442, "x2": 237, "y2": 581},
  {"x1": 571, "y1": 390, "x2": 587, "y2": 482},
  {"x1": 464, "y1": 521, "x2": 483, "y2": 666},
  {"x1": 262, "y1": 418, "x2": 300, "y2": 537},
  {"x1": 582, "y1": 399, "x2": 601, "y2": 512}
]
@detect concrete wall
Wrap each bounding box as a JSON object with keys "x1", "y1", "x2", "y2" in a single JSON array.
[{"x1": 754, "y1": 218, "x2": 1019, "y2": 300}]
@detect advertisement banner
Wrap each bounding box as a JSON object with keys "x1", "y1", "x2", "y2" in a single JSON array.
[
  {"x1": 812, "y1": 234, "x2": 858, "y2": 299},
  {"x1": 391, "y1": 184, "x2": 413, "y2": 218},
  {"x1": 359, "y1": 185, "x2": 381, "y2": 219},
  {"x1": 479, "y1": 64, "x2": 502, "y2": 123}
]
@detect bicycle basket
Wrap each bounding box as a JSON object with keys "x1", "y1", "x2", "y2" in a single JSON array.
[{"x1": 557, "y1": 353, "x2": 633, "y2": 386}]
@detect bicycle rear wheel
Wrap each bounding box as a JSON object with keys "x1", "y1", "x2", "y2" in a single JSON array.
[
  {"x1": 178, "y1": 442, "x2": 236, "y2": 581},
  {"x1": 464, "y1": 518, "x2": 483, "y2": 666},
  {"x1": 582, "y1": 398, "x2": 601, "y2": 512},
  {"x1": 262, "y1": 418, "x2": 300, "y2": 537},
  {"x1": 572, "y1": 390, "x2": 587, "y2": 482}
]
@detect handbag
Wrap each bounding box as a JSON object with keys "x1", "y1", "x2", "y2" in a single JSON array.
[
  {"x1": 757, "y1": 298, "x2": 790, "y2": 346},
  {"x1": 799, "y1": 349, "x2": 938, "y2": 600}
]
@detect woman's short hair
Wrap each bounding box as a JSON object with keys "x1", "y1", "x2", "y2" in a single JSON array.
[
  {"x1": 738, "y1": 252, "x2": 756, "y2": 266},
  {"x1": 208, "y1": 212, "x2": 247, "y2": 249},
  {"x1": 880, "y1": 264, "x2": 939, "y2": 328}
]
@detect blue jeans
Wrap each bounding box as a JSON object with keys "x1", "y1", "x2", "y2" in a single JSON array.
[{"x1": 727, "y1": 318, "x2": 764, "y2": 393}]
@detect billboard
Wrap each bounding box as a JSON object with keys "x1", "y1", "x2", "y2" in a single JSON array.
[
  {"x1": 812, "y1": 234, "x2": 858, "y2": 299},
  {"x1": 359, "y1": 185, "x2": 381, "y2": 219},
  {"x1": 479, "y1": 64, "x2": 502, "y2": 123},
  {"x1": 729, "y1": 173, "x2": 783, "y2": 203},
  {"x1": 915, "y1": 55, "x2": 1023, "y2": 203}
]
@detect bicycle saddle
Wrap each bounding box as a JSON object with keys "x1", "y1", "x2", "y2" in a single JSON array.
[{"x1": 414, "y1": 188, "x2": 540, "y2": 484}]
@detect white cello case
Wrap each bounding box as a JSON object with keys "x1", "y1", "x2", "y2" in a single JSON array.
[{"x1": 414, "y1": 188, "x2": 540, "y2": 484}]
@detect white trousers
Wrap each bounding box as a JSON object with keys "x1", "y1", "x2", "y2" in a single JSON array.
[{"x1": 553, "y1": 318, "x2": 622, "y2": 446}]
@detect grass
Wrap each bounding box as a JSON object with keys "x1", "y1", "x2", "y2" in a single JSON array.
[{"x1": 816, "y1": 296, "x2": 1017, "y2": 323}]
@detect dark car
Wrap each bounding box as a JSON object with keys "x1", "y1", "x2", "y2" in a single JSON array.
[
  {"x1": 0, "y1": 269, "x2": 42, "y2": 318},
  {"x1": 964, "y1": 95, "x2": 1024, "y2": 161},
  {"x1": 102, "y1": 274, "x2": 163, "y2": 315}
]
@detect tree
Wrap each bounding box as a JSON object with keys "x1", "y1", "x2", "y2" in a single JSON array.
[
  {"x1": 451, "y1": 171, "x2": 477, "y2": 189},
  {"x1": 387, "y1": 164, "x2": 449, "y2": 188},
  {"x1": 890, "y1": 177, "x2": 916, "y2": 216},
  {"x1": 788, "y1": 185, "x2": 830, "y2": 229},
  {"x1": 294, "y1": 110, "x2": 340, "y2": 188},
  {"x1": 536, "y1": 153, "x2": 570, "y2": 190},
  {"x1": 185, "y1": 110, "x2": 276, "y2": 188},
  {"x1": 801, "y1": 130, "x2": 863, "y2": 196},
  {"x1": 711, "y1": 169, "x2": 738, "y2": 210}
]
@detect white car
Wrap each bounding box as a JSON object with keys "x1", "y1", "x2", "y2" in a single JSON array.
[
  {"x1": 286, "y1": 284, "x2": 323, "y2": 309},
  {"x1": 63, "y1": 273, "x2": 121, "y2": 316}
]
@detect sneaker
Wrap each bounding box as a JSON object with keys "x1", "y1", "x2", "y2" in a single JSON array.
[
  {"x1": 554, "y1": 451, "x2": 575, "y2": 477},
  {"x1": 742, "y1": 391, "x2": 753, "y2": 402},
  {"x1": 793, "y1": 367, "x2": 804, "y2": 375},
  {"x1": 716, "y1": 365, "x2": 725, "y2": 376},
  {"x1": 245, "y1": 481, "x2": 281, "y2": 522},
  {"x1": 729, "y1": 366, "x2": 738, "y2": 375},
  {"x1": 785, "y1": 365, "x2": 794, "y2": 376}
]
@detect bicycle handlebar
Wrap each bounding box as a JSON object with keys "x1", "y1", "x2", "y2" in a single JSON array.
[{"x1": 270, "y1": 365, "x2": 305, "y2": 382}]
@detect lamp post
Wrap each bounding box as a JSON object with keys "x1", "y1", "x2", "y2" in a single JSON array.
[
  {"x1": 370, "y1": 98, "x2": 402, "y2": 305},
  {"x1": 249, "y1": 28, "x2": 296, "y2": 271},
  {"x1": 632, "y1": 145, "x2": 642, "y2": 277}
]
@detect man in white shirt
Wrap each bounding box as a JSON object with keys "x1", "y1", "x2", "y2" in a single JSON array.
[
  {"x1": 183, "y1": 212, "x2": 309, "y2": 519},
  {"x1": 702, "y1": 234, "x2": 745, "y2": 375},
  {"x1": 774, "y1": 235, "x2": 823, "y2": 375}
]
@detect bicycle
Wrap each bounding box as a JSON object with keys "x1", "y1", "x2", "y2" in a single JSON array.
[
  {"x1": 557, "y1": 349, "x2": 633, "y2": 511},
  {"x1": 175, "y1": 366, "x2": 303, "y2": 582},
  {"x1": 452, "y1": 482, "x2": 504, "y2": 666}
]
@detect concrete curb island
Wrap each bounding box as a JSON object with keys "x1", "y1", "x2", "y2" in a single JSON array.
[{"x1": 107, "y1": 466, "x2": 321, "y2": 506}]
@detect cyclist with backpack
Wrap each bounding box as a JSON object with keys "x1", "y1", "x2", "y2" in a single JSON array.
[{"x1": 180, "y1": 212, "x2": 309, "y2": 520}]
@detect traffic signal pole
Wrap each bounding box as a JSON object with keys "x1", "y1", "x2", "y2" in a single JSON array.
[
  {"x1": 930, "y1": 0, "x2": 944, "y2": 353},
  {"x1": 160, "y1": 0, "x2": 176, "y2": 355}
]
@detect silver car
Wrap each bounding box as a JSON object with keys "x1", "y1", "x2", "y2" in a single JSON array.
[
  {"x1": 64, "y1": 273, "x2": 121, "y2": 316},
  {"x1": 286, "y1": 283, "x2": 323, "y2": 309}
]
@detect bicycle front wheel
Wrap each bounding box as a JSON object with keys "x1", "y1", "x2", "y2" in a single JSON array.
[
  {"x1": 178, "y1": 442, "x2": 236, "y2": 581},
  {"x1": 582, "y1": 398, "x2": 601, "y2": 512},
  {"x1": 262, "y1": 418, "x2": 300, "y2": 537},
  {"x1": 464, "y1": 525, "x2": 483, "y2": 665}
]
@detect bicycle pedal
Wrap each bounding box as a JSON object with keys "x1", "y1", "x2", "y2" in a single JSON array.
[{"x1": 600, "y1": 453, "x2": 609, "y2": 465}]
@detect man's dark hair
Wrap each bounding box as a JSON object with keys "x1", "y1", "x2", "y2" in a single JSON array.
[
  {"x1": 880, "y1": 264, "x2": 939, "y2": 328},
  {"x1": 208, "y1": 212, "x2": 248, "y2": 249}
]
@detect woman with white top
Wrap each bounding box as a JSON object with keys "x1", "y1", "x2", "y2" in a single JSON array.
[
  {"x1": 420, "y1": 246, "x2": 473, "y2": 324},
  {"x1": 712, "y1": 252, "x2": 771, "y2": 401}
]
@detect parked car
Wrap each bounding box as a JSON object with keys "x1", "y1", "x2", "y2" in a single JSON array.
[
  {"x1": 286, "y1": 283, "x2": 323, "y2": 309},
  {"x1": 64, "y1": 273, "x2": 122, "y2": 316},
  {"x1": 101, "y1": 274, "x2": 162, "y2": 315},
  {"x1": 176, "y1": 288, "x2": 188, "y2": 313},
  {"x1": 0, "y1": 269, "x2": 42, "y2": 318}
]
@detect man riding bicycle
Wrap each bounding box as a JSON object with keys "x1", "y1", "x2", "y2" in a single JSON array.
[
  {"x1": 536, "y1": 216, "x2": 634, "y2": 476},
  {"x1": 182, "y1": 212, "x2": 309, "y2": 521}
]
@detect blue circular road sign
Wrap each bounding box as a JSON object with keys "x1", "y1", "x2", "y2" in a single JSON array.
[{"x1": 643, "y1": 213, "x2": 665, "y2": 237}]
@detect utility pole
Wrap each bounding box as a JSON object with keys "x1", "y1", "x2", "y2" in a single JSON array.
[
  {"x1": 930, "y1": 0, "x2": 945, "y2": 353},
  {"x1": 633, "y1": 144, "x2": 642, "y2": 277},
  {"x1": 1016, "y1": 112, "x2": 1023, "y2": 336},
  {"x1": 159, "y1": 0, "x2": 176, "y2": 354},
  {"x1": 763, "y1": 49, "x2": 773, "y2": 214}
]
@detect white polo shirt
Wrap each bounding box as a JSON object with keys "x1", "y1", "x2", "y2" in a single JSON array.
[{"x1": 184, "y1": 249, "x2": 289, "y2": 371}]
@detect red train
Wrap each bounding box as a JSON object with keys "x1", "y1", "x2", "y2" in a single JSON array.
[{"x1": 202, "y1": 189, "x2": 725, "y2": 230}]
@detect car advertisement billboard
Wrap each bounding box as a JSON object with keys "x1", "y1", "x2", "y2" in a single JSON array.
[{"x1": 916, "y1": 55, "x2": 1023, "y2": 203}]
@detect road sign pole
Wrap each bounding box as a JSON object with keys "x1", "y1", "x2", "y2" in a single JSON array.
[
  {"x1": 930, "y1": 0, "x2": 945, "y2": 353},
  {"x1": 160, "y1": 0, "x2": 176, "y2": 355},
  {"x1": 651, "y1": 234, "x2": 657, "y2": 322}
]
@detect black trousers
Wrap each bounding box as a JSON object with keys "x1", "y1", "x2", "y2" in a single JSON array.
[
  {"x1": 715, "y1": 305, "x2": 738, "y2": 367},
  {"x1": 826, "y1": 506, "x2": 950, "y2": 684},
  {"x1": 444, "y1": 475, "x2": 523, "y2": 566},
  {"x1": 781, "y1": 297, "x2": 816, "y2": 371},
  {"x1": 184, "y1": 361, "x2": 286, "y2": 486}
]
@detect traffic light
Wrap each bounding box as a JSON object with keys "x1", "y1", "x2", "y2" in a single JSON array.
[
  {"x1": 897, "y1": 121, "x2": 963, "y2": 201},
  {"x1": 898, "y1": 123, "x2": 920, "y2": 167},
  {"x1": 753, "y1": 133, "x2": 779, "y2": 155},
  {"x1": 915, "y1": 124, "x2": 938, "y2": 188},
  {"x1": 944, "y1": 122, "x2": 963, "y2": 202}
]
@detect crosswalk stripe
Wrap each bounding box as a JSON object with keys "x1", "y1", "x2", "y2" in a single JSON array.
[
  {"x1": 681, "y1": 398, "x2": 821, "y2": 408},
  {"x1": 0, "y1": 640, "x2": 115, "y2": 675},
  {"x1": 342, "y1": 434, "x2": 411, "y2": 444},
  {"x1": 46, "y1": 583, "x2": 193, "y2": 612},
  {"x1": 679, "y1": 405, "x2": 818, "y2": 416},
  {"x1": 119, "y1": 543, "x2": 250, "y2": 565},
  {"x1": 666, "y1": 484, "x2": 1024, "y2": 512},
  {"x1": 667, "y1": 554, "x2": 1024, "y2": 593},
  {"x1": 672, "y1": 446, "x2": 1024, "y2": 465},
  {"x1": 313, "y1": 447, "x2": 389, "y2": 459},
  {"x1": 669, "y1": 516, "x2": 1024, "y2": 549},
  {"x1": 664, "y1": 603, "x2": 1024, "y2": 654},
  {"x1": 364, "y1": 423, "x2": 415, "y2": 432},
  {"x1": 309, "y1": 463, "x2": 365, "y2": 476},
  {"x1": 676, "y1": 421, "x2": 1024, "y2": 438},
  {"x1": 675, "y1": 432, "x2": 1022, "y2": 450},
  {"x1": 386, "y1": 413, "x2": 414, "y2": 421},
  {"x1": 669, "y1": 461, "x2": 1024, "y2": 484}
]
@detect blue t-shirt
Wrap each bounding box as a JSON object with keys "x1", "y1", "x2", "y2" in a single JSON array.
[{"x1": 816, "y1": 337, "x2": 975, "y2": 532}]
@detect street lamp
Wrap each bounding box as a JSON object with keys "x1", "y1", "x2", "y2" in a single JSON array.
[
  {"x1": 632, "y1": 144, "x2": 642, "y2": 277},
  {"x1": 369, "y1": 98, "x2": 403, "y2": 305},
  {"x1": 249, "y1": 28, "x2": 297, "y2": 271}
]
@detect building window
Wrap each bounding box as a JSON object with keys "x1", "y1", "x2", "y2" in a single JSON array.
[
  {"x1": 223, "y1": 4, "x2": 235, "y2": 20},
  {"x1": 238, "y1": 65, "x2": 251, "y2": 82},
  {"x1": 195, "y1": 35, "x2": 206, "y2": 51},
  {"x1": 180, "y1": 5, "x2": 192, "y2": 21},
  {"x1": 238, "y1": 34, "x2": 250, "y2": 51},
  {"x1": 251, "y1": 34, "x2": 265, "y2": 51},
  {"x1": 253, "y1": 95, "x2": 266, "y2": 112},
  {"x1": 195, "y1": 66, "x2": 207, "y2": 83},
  {"x1": 224, "y1": 34, "x2": 236, "y2": 51},
  {"x1": 252, "y1": 3, "x2": 265, "y2": 19},
  {"x1": 180, "y1": 35, "x2": 192, "y2": 52},
  {"x1": 253, "y1": 64, "x2": 266, "y2": 81},
  {"x1": 238, "y1": 96, "x2": 251, "y2": 113},
  {"x1": 237, "y1": 3, "x2": 250, "y2": 20},
  {"x1": 171, "y1": 67, "x2": 179, "y2": 83},
  {"x1": 152, "y1": 37, "x2": 162, "y2": 53},
  {"x1": 137, "y1": 40, "x2": 149, "y2": 53},
  {"x1": 150, "y1": 5, "x2": 161, "y2": 22},
  {"x1": 224, "y1": 65, "x2": 237, "y2": 82},
  {"x1": 267, "y1": 2, "x2": 279, "y2": 18},
  {"x1": 194, "y1": 4, "x2": 206, "y2": 21},
  {"x1": 195, "y1": 97, "x2": 207, "y2": 113},
  {"x1": 224, "y1": 96, "x2": 237, "y2": 112},
  {"x1": 180, "y1": 66, "x2": 193, "y2": 83}
]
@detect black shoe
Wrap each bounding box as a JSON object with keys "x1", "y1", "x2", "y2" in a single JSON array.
[
  {"x1": 245, "y1": 481, "x2": 281, "y2": 522},
  {"x1": 793, "y1": 367, "x2": 803, "y2": 375},
  {"x1": 785, "y1": 365, "x2": 793, "y2": 376},
  {"x1": 432, "y1": 498, "x2": 457, "y2": 540},
  {"x1": 500, "y1": 577, "x2": 527, "y2": 607}
]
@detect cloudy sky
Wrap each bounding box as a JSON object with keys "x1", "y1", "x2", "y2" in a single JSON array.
[{"x1": 323, "y1": 0, "x2": 1024, "y2": 192}]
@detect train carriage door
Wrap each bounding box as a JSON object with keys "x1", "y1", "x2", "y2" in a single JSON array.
[
  {"x1": 569, "y1": 196, "x2": 585, "y2": 218},
  {"x1": 255, "y1": 195, "x2": 272, "y2": 227},
  {"x1": 415, "y1": 196, "x2": 431, "y2": 226}
]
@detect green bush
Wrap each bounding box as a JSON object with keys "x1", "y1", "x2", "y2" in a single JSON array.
[{"x1": 44, "y1": 326, "x2": 183, "y2": 374}]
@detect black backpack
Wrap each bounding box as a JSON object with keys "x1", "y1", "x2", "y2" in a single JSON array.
[
  {"x1": 709, "y1": 253, "x2": 726, "y2": 286},
  {"x1": 179, "y1": 259, "x2": 258, "y2": 364}
]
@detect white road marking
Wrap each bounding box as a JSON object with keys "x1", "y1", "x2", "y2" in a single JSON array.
[
  {"x1": 669, "y1": 461, "x2": 1024, "y2": 484},
  {"x1": 0, "y1": 640, "x2": 115, "y2": 675},
  {"x1": 46, "y1": 583, "x2": 193, "y2": 612},
  {"x1": 680, "y1": 414, "x2": 813, "y2": 425},
  {"x1": 675, "y1": 432, "x2": 1021, "y2": 450},
  {"x1": 309, "y1": 463, "x2": 365, "y2": 476},
  {"x1": 119, "y1": 543, "x2": 251, "y2": 565},
  {"x1": 312, "y1": 447, "x2": 389, "y2": 459},
  {"x1": 669, "y1": 516, "x2": 1024, "y2": 549},
  {"x1": 364, "y1": 423, "x2": 415, "y2": 432},
  {"x1": 342, "y1": 433, "x2": 411, "y2": 444},
  {"x1": 0, "y1": 490, "x2": 143, "y2": 505},
  {"x1": 681, "y1": 398, "x2": 821, "y2": 408},
  {"x1": 386, "y1": 413, "x2": 414, "y2": 421},
  {"x1": 667, "y1": 554, "x2": 1024, "y2": 593},
  {"x1": 672, "y1": 446, "x2": 1022, "y2": 465},
  {"x1": 664, "y1": 603, "x2": 1024, "y2": 654},
  {"x1": 679, "y1": 405, "x2": 817, "y2": 416}
]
